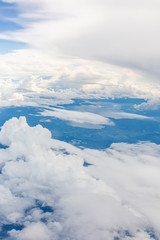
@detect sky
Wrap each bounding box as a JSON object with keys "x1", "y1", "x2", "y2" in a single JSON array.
[
  {"x1": 0, "y1": 0, "x2": 160, "y2": 109},
  {"x1": 0, "y1": 1, "x2": 160, "y2": 240}
]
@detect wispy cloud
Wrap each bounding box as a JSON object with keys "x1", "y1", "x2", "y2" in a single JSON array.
[
  {"x1": 40, "y1": 107, "x2": 115, "y2": 127},
  {"x1": 0, "y1": 1, "x2": 159, "y2": 108},
  {"x1": 1, "y1": 0, "x2": 160, "y2": 79}
]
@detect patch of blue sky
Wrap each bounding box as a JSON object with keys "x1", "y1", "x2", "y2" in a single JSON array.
[
  {"x1": 0, "y1": 224, "x2": 24, "y2": 239},
  {"x1": 0, "y1": 39, "x2": 27, "y2": 54},
  {"x1": 0, "y1": 1, "x2": 26, "y2": 54},
  {"x1": 0, "y1": 0, "x2": 20, "y2": 19},
  {"x1": 0, "y1": 19, "x2": 23, "y2": 31}
]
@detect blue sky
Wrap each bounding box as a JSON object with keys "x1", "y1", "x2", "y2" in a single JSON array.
[
  {"x1": 0, "y1": 1, "x2": 17, "y2": 16},
  {"x1": 0, "y1": 1, "x2": 20, "y2": 30},
  {"x1": 0, "y1": 1, "x2": 26, "y2": 53},
  {"x1": 0, "y1": 39, "x2": 26, "y2": 53}
]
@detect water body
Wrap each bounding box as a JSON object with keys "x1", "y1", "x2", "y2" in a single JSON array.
[{"x1": 0, "y1": 98, "x2": 159, "y2": 149}]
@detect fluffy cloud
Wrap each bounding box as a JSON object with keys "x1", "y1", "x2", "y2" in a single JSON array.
[
  {"x1": 0, "y1": 117, "x2": 159, "y2": 239},
  {"x1": 134, "y1": 98, "x2": 160, "y2": 111},
  {"x1": 0, "y1": 49, "x2": 160, "y2": 108}
]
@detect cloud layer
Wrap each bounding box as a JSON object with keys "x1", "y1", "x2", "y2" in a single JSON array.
[
  {"x1": 1, "y1": 0, "x2": 160, "y2": 79},
  {"x1": 0, "y1": 117, "x2": 159, "y2": 239},
  {"x1": 0, "y1": 1, "x2": 160, "y2": 110},
  {"x1": 0, "y1": 49, "x2": 159, "y2": 109}
]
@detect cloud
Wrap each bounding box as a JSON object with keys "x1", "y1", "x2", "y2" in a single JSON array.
[
  {"x1": 40, "y1": 107, "x2": 115, "y2": 127},
  {"x1": 1, "y1": 0, "x2": 160, "y2": 79},
  {"x1": 39, "y1": 106, "x2": 153, "y2": 129},
  {"x1": 0, "y1": 117, "x2": 159, "y2": 239},
  {"x1": 134, "y1": 98, "x2": 160, "y2": 111},
  {"x1": 103, "y1": 111, "x2": 152, "y2": 120},
  {"x1": 0, "y1": 1, "x2": 160, "y2": 108},
  {"x1": 103, "y1": 112, "x2": 153, "y2": 120},
  {"x1": 68, "y1": 103, "x2": 153, "y2": 120},
  {"x1": 10, "y1": 222, "x2": 52, "y2": 240},
  {"x1": 0, "y1": 49, "x2": 160, "y2": 108}
]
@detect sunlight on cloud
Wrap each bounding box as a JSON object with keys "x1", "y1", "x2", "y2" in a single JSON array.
[
  {"x1": 0, "y1": 117, "x2": 159, "y2": 239},
  {"x1": 0, "y1": 49, "x2": 160, "y2": 108}
]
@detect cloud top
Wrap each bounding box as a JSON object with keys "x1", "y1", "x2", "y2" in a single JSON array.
[{"x1": 0, "y1": 117, "x2": 159, "y2": 239}]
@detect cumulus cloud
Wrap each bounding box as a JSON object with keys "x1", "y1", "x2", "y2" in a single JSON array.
[
  {"x1": 0, "y1": 49, "x2": 160, "y2": 108},
  {"x1": 0, "y1": 117, "x2": 159, "y2": 239},
  {"x1": 134, "y1": 98, "x2": 160, "y2": 111}
]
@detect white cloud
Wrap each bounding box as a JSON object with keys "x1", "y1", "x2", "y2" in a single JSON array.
[
  {"x1": 40, "y1": 107, "x2": 114, "y2": 127},
  {"x1": 70, "y1": 103, "x2": 153, "y2": 120},
  {"x1": 1, "y1": 0, "x2": 160, "y2": 79},
  {"x1": 134, "y1": 98, "x2": 160, "y2": 111},
  {"x1": 10, "y1": 222, "x2": 52, "y2": 240},
  {"x1": 0, "y1": 0, "x2": 160, "y2": 110},
  {"x1": 39, "y1": 106, "x2": 153, "y2": 129},
  {"x1": 0, "y1": 117, "x2": 159, "y2": 239},
  {"x1": 0, "y1": 49, "x2": 160, "y2": 108},
  {"x1": 102, "y1": 111, "x2": 153, "y2": 120}
]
